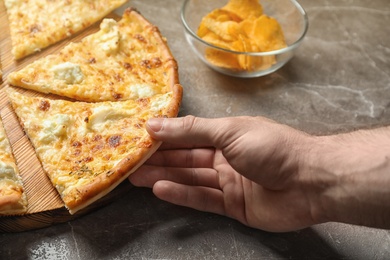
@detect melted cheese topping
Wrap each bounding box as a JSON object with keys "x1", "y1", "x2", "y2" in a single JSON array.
[
  {"x1": 4, "y1": 0, "x2": 127, "y2": 59},
  {"x1": 38, "y1": 114, "x2": 71, "y2": 144},
  {"x1": 51, "y1": 62, "x2": 84, "y2": 85},
  {"x1": 96, "y1": 19, "x2": 121, "y2": 55}
]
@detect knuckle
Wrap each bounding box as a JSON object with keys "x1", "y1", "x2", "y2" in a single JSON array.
[{"x1": 180, "y1": 115, "x2": 198, "y2": 132}]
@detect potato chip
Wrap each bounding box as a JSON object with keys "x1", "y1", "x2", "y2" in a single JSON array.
[
  {"x1": 235, "y1": 35, "x2": 251, "y2": 70},
  {"x1": 198, "y1": 9, "x2": 241, "y2": 41},
  {"x1": 222, "y1": 0, "x2": 263, "y2": 20},
  {"x1": 205, "y1": 48, "x2": 241, "y2": 70},
  {"x1": 234, "y1": 34, "x2": 261, "y2": 70},
  {"x1": 240, "y1": 15, "x2": 287, "y2": 52},
  {"x1": 202, "y1": 32, "x2": 236, "y2": 50},
  {"x1": 202, "y1": 18, "x2": 240, "y2": 42}
]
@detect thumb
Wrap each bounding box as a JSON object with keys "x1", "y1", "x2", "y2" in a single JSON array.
[{"x1": 146, "y1": 116, "x2": 239, "y2": 148}]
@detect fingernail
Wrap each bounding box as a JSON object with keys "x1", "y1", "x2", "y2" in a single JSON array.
[{"x1": 147, "y1": 118, "x2": 165, "y2": 132}]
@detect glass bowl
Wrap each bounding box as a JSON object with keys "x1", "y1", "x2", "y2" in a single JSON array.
[{"x1": 181, "y1": 0, "x2": 309, "y2": 78}]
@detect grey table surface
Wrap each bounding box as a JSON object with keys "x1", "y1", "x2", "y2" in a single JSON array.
[{"x1": 1, "y1": 0, "x2": 390, "y2": 259}]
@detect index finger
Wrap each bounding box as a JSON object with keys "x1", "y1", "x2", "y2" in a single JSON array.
[{"x1": 146, "y1": 116, "x2": 241, "y2": 149}]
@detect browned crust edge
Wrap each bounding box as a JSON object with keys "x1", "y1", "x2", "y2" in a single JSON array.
[
  {"x1": 64, "y1": 8, "x2": 183, "y2": 214},
  {"x1": 0, "y1": 192, "x2": 27, "y2": 215}
]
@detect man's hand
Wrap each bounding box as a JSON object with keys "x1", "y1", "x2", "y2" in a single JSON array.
[
  {"x1": 129, "y1": 116, "x2": 390, "y2": 231},
  {"x1": 129, "y1": 116, "x2": 323, "y2": 232}
]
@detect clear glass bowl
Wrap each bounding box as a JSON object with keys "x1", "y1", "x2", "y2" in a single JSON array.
[{"x1": 181, "y1": 0, "x2": 309, "y2": 78}]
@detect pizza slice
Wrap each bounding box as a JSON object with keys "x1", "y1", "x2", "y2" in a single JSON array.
[
  {"x1": 0, "y1": 116, "x2": 28, "y2": 215},
  {"x1": 7, "y1": 87, "x2": 181, "y2": 214},
  {"x1": 4, "y1": 0, "x2": 127, "y2": 59},
  {"x1": 7, "y1": 8, "x2": 179, "y2": 103}
]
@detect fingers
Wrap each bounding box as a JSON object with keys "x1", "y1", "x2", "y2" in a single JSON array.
[
  {"x1": 146, "y1": 116, "x2": 242, "y2": 149},
  {"x1": 153, "y1": 180, "x2": 226, "y2": 216},
  {"x1": 129, "y1": 165, "x2": 221, "y2": 189},
  {"x1": 145, "y1": 148, "x2": 216, "y2": 168}
]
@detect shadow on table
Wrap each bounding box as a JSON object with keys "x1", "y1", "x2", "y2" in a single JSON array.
[
  {"x1": 91, "y1": 187, "x2": 346, "y2": 259},
  {"x1": 0, "y1": 187, "x2": 346, "y2": 259}
]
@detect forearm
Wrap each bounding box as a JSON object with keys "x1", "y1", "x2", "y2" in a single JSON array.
[{"x1": 307, "y1": 127, "x2": 390, "y2": 228}]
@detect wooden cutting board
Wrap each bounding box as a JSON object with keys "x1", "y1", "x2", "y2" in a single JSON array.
[{"x1": 0, "y1": 2, "x2": 132, "y2": 232}]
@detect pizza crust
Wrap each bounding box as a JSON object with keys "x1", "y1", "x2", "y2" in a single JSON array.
[
  {"x1": 0, "y1": 118, "x2": 28, "y2": 216},
  {"x1": 66, "y1": 140, "x2": 162, "y2": 214},
  {"x1": 0, "y1": 192, "x2": 27, "y2": 215}
]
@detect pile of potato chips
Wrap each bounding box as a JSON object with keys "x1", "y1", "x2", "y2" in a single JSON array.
[{"x1": 197, "y1": 0, "x2": 287, "y2": 72}]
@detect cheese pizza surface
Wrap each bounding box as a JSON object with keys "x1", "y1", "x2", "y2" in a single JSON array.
[
  {"x1": 7, "y1": 8, "x2": 179, "y2": 103},
  {"x1": 4, "y1": 0, "x2": 127, "y2": 59},
  {"x1": 7, "y1": 88, "x2": 181, "y2": 214},
  {"x1": 0, "y1": 117, "x2": 27, "y2": 215}
]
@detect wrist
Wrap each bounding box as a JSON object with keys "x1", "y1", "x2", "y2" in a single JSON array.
[
  {"x1": 294, "y1": 135, "x2": 338, "y2": 225},
  {"x1": 306, "y1": 129, "x2": 390, "y2": 228}
]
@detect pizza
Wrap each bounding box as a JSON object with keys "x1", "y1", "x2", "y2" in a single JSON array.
[
  {"x1": 7, "y1": 87, "x2": 180, "y2": 214},
  {"x1": 7, "y1": 8, "x2": 178, "y2": 103},
  {"x1": 4, "y1": 0, "x2": 127, "y2": 59},
  {"x1": 0, "y1": 117, "x2": 28, "y2": 215},
  {"x1": 5, "y1": 8, "x2": 183, "y2": 214}
]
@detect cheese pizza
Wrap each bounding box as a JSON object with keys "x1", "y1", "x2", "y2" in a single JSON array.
[
  {"x1": 4, "y1": 0, "x2": 127, "y2": 59},
  {"x1": 7, "y1": 8, "x2": 178, "y2": 103},
  {"x1": 7, "y1": 87, "x2": 181, "y2": 214},
  {"x1": 6, "y1": 8, "x2": 183, "y2": 214},
  {"x1": 0, "y1": 117, "x2": 27, "y2": 215}
]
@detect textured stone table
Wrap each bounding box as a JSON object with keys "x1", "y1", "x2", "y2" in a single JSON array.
[{"x1": 1, "y1": 0, "x2": 390, "y2": 259}]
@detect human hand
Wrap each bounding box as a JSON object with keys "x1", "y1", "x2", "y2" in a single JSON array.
[{"x1": 129, "y1": 116, "x2": 323, "y2": 232}]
